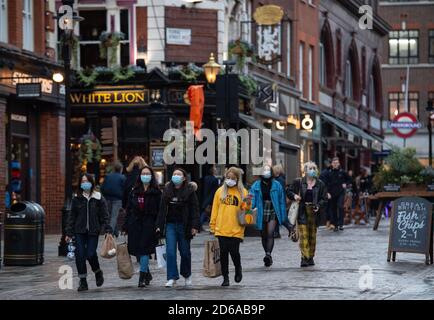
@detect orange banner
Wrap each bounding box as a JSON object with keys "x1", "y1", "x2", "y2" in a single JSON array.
[{"x1": 188, "y1": 85, "x2": 205, "y2": 140}]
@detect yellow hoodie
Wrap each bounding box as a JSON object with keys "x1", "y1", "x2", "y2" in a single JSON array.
[{"x1": 209, "y1": 186, "x2": 248, "y2": 240}]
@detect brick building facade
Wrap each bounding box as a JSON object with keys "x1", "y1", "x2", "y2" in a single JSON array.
[
  {"x1": 378, "y1": 0, "x2": 434, "y2": 164},
  {"x1": 0, "y1": 0, "x2": 64, "y2": 233}
]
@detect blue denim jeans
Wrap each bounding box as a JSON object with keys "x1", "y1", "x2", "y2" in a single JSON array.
[
  {"x1": 165, "y1": 223, "x2": 191, "y2": 281},
  {"x1": 139, "y1": 255, "x2": 149, "y2": 273},
  {"x1": 107, "y1": 200, "x2": 122, "y2": 237},
  {"x1": 75, "y1": 233, "x2": 100, "y2": 278}
]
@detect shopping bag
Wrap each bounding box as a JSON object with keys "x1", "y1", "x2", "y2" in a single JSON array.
[
  {"x1": 116, "y1": 241, "x2": 134, "y2": 279},
  {"x1": 238, "y1": 208, "x2": 257, "y2": 226},
  {"x1": 290, "y1": 221, "x2": 300, "y2": 243},
  {"x1": 156, "y1": 239, "x2": 167, "y2": 269},
  {"x1": 288, "y1": 201, "x2": 299, "y2": 226},
  {"x1": 203, "y1": 239, "x2": 222, "y2": 278},
  {"x1": 100, "y1": 233, "x2": 117, "y2": 259}
]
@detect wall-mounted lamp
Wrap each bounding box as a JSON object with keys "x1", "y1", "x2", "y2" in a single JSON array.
[
  {"x1": 52, "y1": 72, "x2": 64, "y2": 83},
  {"x1": 203, "y1": 53, "x2": 221, "y2": 84}
]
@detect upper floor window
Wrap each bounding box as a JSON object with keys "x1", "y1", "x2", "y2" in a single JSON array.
[
  {"x1": 299, "y1": 42, "x2": 304, "y2": 97},
  {"x1": 0, "y1": 0, "x2": 7, "y2": 43},
  {"x1": 120, "y1": 9, "x2": 130, "y2": 67},
  {"x1": 78, "y1": 10, "x2": 107, "y2": 68},
  {"x1": 388, "y1": 91, "x2": 419, "y2": 120},
  {"x1": 23, "y1": 0, "x2": 33, "y2": 51},
  {"x1": 369, "y1": 75, "x2": 376, "y2": 111},
  {"x1": 429, "y1": 30, "x2": 434, "y2": 64},
  {"x1": 389, "y1": 30, "x2": 419, "y2": 65},
  {"x1": 319, "y1": 42, "x2": 326, "y2": 86},
  {"x1": 308, "y1": 46, "x2": 313, "y2": 101},
  {"x1": 345, "y1": 60, "x2": 353, "y2": 98}
]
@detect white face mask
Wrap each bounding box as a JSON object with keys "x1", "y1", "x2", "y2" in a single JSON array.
[{"x1": 225, "y1": 179, "x2": 237, "y2": 188}]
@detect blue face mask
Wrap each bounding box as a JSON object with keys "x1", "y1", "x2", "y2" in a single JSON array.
[
  {"x1": 141, "y1": 175, "x2": 152, "y2": 184},
  {"x1": 172, "y1": 175, "x2": 183, "y2": 185},
  {"x1": 81, "y1": 182, "x2": 92, "y2": 191},
  {"x1": 307, "y1": 169, "x2": 318, "y2": 178},
  {"x1": 263, "y1": 171, "x2": 272, "y2": 179}
]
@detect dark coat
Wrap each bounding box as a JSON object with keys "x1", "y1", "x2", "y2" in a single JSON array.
[
  {"x1": 322, "y1": 168, "x2": 350, "y2": 198},
  {"x1": 100, "y1": 172, "x2": 126, "y2": 201},
  {"x1": 123, "y1": 186, "x2": 162, "y2": 256},
  {"x1": 275, "y1": 174, "x2": 286, "y2": 190},
  {"x1": 156, "y1": 181, "x2": 200, "y2": 240},
  {"x1": 287, "y1": 177, "x2": 328, "y2": 226},
  {"x1": 66, "y1": 191, "x2": 111, "y2": 237},
  {"x1": 201, "y1": 175, "x2": 219, "y2": 210},
  {"x1": 122, "y1": 167, "x2": 141, "y2": 208}
]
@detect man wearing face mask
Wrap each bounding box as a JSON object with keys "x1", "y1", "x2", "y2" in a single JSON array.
[
  {"x1": 322, "y1": 157, "x2": 351, "y2": 232},
  {"x1": 249, "y1": 165, "x2": 288, "y2": 267}
]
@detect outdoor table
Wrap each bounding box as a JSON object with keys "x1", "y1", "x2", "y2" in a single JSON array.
[{"x1": 369, "y1": 191, "x2": 434, "y2": 230}]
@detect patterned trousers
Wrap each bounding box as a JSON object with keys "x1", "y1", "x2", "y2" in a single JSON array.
[{"x1": 298, "y1": 207, "x2": 317, "y2": 259}]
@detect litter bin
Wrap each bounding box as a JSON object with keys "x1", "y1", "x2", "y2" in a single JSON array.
[{"x1": 3, "y1": 201, "x2": 45, "y2": 266}]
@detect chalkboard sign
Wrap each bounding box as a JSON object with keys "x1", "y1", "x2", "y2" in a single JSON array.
[
  {"x1": 388, "y1": 197, "x2": 433, "y2": 265},
  {"x1": 383, "y1": 184, "x2": 401, "y2": 192}
]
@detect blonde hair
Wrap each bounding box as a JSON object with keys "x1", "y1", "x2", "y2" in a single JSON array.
[
  {"x1": 126, "y1": 156, "x2": 147, "y2": 173},
  {"x1": 303, "y1": 161, "x2": 318, "y2": 177},
  {"x1": 220, "y1": 167, "x2": 245, "y2": 201},
  {"x1": 273, "y1": 164, "x2": 284, "y2": 176}
]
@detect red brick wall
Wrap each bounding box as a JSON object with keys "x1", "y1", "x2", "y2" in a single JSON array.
[
  {"x1": 136, "y1": 7, "x2": 147, "y2": 52},
  {"x1": 0, "y1": 98, "x2": 6, "y2": 222},
  {"x1": 165, "y1": 7, "x2": 217, "y2": 64},
  {"x1": 8, "y1": 0, "x2": 23, "y2": 48},
  {"x1": 40, "y1": 112, "x2": 65, "y2": 234},
  {"x1": 34, "y1": 0, "x2": 46, "y2": 56}
]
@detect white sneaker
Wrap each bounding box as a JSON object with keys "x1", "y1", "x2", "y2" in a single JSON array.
[
  {"x1": 165, "y1": 279, "x2": 176, "y2": 287},
  {"x1": 185, "y1": 276, "x2": 192, "y2": 286}
]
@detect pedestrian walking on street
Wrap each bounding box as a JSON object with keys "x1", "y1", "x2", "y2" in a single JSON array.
[
  {"x1": 66, "y1": 173, "x2": 112, "y2": 292},
  {"x1": 209, "y1": 167, "x2": 248, "y2": 287},
  {"x1": 156, "y1": 168, "x2": 200, "y2": 288},
  {"x1": 321, "y1": 157, "x2": 350, "y2": 232},
  {"x1": 200, "y1": 165, "x2": 220, "y2": 231},
  {"x1": 287, "y1": 162, "x2": 328, "y2": 267},
  {"x1": 101, "y1": 162, "x2": 126, "y2": 237},
  {"x1": 250, "y1": 165, "x2": 289, "y2": 267},
  {"x1": 272, "y1": 164, "x2": 286, "y2": 238},
  {"x1": 319, "y1": 159, "x2": 333, "y2": 230},
  {"x1": 122, "y1": 166, "x2": 161, "y2": 288}
]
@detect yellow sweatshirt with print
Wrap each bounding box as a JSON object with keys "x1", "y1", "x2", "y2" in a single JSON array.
[{"x1": 209, "y1": 186, "x2": 248, "y2": 240}]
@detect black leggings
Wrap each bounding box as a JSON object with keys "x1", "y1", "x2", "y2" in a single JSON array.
[
  {"x1": 261, "y1": 220, "x2": 278, "y2": 255},
  {"x1": 217, "y1": 236, "x2": 241, "y2": 278}
]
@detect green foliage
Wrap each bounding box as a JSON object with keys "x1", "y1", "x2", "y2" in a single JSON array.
[
  {"x1": 228, "y1": 40, "x2": 255, "y2": 71},
  {"x1": 99, "y1": 31, "x2": 125, "y2": 66},
  {"x1": 77, "y1": 68, "x2": 99, "y2": 87},
  {"x1": 420, "y1": 166, "x2": 434, "y2": 184},
  {"x1": 79, "y1": 139, "x2": 102, "y2": 164},
  {"x1": 239, "y1": 75, "x2": 258, "y2": 96},
  {"x1": 373, "y1": 147, "x2": 425, "y2": 190},
  {"x1": 168, "y1": 63, "x2": 204, "y2": 82},
  {"x1": 112, "y1": 66, "x2": 135, "y2": 83}
]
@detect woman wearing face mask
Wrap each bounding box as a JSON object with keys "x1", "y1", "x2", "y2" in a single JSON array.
[
  {"x1": 122, "y1": 166, "x2": 161, "y2": 288},
  {"x1": 249, "y1": 165, "x2": 288, "y2": 267},
  {"x1": 65, "y1": 173, "x2": 112, "y2": 292},
  {"x1": 209, "y1": 167, "x2": 248, "y2": 287},
  {"x1": 287, "y1": 161, "x2": 328, "y2": 267},
  {"x1": 156, "y1": 168, "x2": 200, "y2": 287}
]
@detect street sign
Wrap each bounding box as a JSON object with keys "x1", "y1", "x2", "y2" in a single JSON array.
[
  {"x1": 388, "y1": 197, "x2": 433, "y2": 265},
  {"x1": 389, "y1": 112, "x2": 422, "y2": 139},
  {"x1": 16, "y1": 83, "x2": 41, "y2": 98}
]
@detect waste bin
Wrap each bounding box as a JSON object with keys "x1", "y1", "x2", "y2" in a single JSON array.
[{"x1": 3, "y1": 201, "x2": 45, "y2": 266}]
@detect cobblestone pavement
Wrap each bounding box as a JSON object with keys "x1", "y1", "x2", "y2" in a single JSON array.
[{"x1": 1, "y1": 219, "x2": 434, "y2": 300}]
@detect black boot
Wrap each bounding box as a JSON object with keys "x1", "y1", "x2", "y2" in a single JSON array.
[
  {"x1": 263, "y1": 254, "x2": 273, "y2": 267},
  {"x1": 308, "y1": 258, "x2": 315, "y2": 266},
  {"x1": 234, "y1": 266, "x2": 242, "y2": 283},
  {"x1": 78, "y1": 278, "x2": 88, "y2": 292},
  {"x1": 145, "y1": 272, "x2": 153, "y2": 285},
  {"x1": 95, "y1": 270, "x2": 104, "y2": 287},
  {"x1": 300, "y1": 257, "x2": 309, "y2": 267},
  {"x1": 138, "y1": 272, "x2": 146, "y2": 288},
  {"x1": 221, "y1": 276, "x2": 230, "y2": 287}
]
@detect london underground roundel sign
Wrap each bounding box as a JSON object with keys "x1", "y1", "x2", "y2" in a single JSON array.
[{"x1": 389, "y1": 112, "x2": 422, "y2": 139}]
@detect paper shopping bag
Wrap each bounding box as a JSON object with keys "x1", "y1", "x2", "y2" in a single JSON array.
[
  {"x1": 203, "y1": 239, "x2": 222, "y2": 278},
  {"x1": 116, "y1": 242, "x2": 134, "y2": 279}
]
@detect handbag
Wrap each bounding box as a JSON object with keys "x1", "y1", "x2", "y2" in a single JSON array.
[
  {"x1": 116, "y1": 238, "x2": 134, "y2": 279},
  {"x1": 156, "y1": 239, "x2": 167, "y2": 269},
  {"x1": 290, "y1": 221, "x2": 300, "y2": 242},
  {"x1": 238, "y1": 208, "x2": 257, "y2": 226},
  {"x1": 100, "y1": 233, "x2": 117, "y2": 259},
  {"x1": 288, "y1": 178, "x2": 302, "y2": 225},
  {"x1": 203, "y1": 239, "x2": 222, "y2": 278}
]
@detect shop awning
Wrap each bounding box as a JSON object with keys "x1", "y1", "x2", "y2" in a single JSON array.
[
  {"x1": 321, "y1": 113, "x2": 361, "y2": 143},
  {"x1": 239, "y1": 114, "x2": 300, "y2": 152}
]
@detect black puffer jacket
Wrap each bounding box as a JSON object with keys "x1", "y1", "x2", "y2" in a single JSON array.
[
  {"x1": 156, "y1": 181, "x2": 200, "y2": 240},
  {"x1": 66, "y1": 191, "x2": 112, "y2": 236},
  {"x1": 123, "y1": 186, "x2": 162, "y2": 256},
  {"x1": 287, "y1": 177, "x2": 328, "y2": 226}
]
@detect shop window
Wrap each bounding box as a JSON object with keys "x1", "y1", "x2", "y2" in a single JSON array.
[
  {"x1": 388, "y1": 92, "x2": 419, "y2": 120},
  {"x1": 124, "y1": 117, "x2": 147, "y2": 138},
  {"x1": 0, "y1": 0, "x2": 8, "y2": 43},
  {"x1": 78, "y1": 10, "x2": 107, "y2": 68},
  {"x1": 22, "y1": 0, "x2": 33, "y2": 51},
  {"x1": 388, "y1": 30, "x2": 419, "y2": 65}
]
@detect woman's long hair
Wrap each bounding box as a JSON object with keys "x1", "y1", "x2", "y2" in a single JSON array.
[
  {"x1": 220, "y1": 167, "x2": 245, "y2": 201},
  {"x1": 134, "y1": 166, "x2": 160, "y2": 191},
  {"x1": 78, "y1": 173, "x2": 95, "y2": 196}
]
